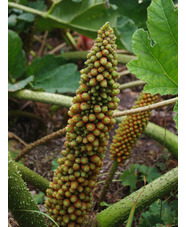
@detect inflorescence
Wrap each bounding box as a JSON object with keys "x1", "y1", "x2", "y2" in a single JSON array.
[
  {"x1": 44, "y1": 22, "x2": 120, "y2": 227},
  {"x1": 110, "y1": 93, "x2": 158, "y2": 164}
]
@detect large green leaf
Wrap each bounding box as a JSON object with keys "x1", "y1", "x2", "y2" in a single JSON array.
[
  {"x1": 109, "y1": 0, "x2": 151, "y2": 28},
  {"x1": 27, "y1": 0, "x2": 47, "y2": 11},
  {"x1": 26, "y1": 54, "x2": 79, "y2": 93},
  {"x1": 36, "y1": 0, "x2": 117, "y2": 38},
  {"x1": 34, "y1": 63, "x2": 80, "y2": 93},
  {"x1": 8, "y1": 30, "x2": 27, "y2": 79},
  {"x1": 26, "y1": 54, "x2": 66, "y2": 79},
  {"x1": 116, "y1": 16, "x2": 138, "y2": 53},
  {"x1": 9, "y1": 0, "x2": 137, "y2": 51},
  {"x1": 37, "y1": 0, "x2": 136, "y2": 51},
  {"x1": 127, "y1": 0, "x2": 178, "y2": 95}
]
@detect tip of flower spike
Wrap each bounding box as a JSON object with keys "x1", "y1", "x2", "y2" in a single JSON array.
[{"x1": 102, "y1": 21, "x2": 110, "y2": 30}]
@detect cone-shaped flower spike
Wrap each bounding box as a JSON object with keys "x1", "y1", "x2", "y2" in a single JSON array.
[
  {"x1": 44, "y1": 22, "x2": 120, "y2": 227},
  {"x1": 110, "y1": 93, "x2": 158, "y2": 164}
]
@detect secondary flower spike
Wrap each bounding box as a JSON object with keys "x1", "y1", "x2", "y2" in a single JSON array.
[
  {"x1": 110, "y1": 93, "x2": 158, "y2": 164},
  {"x1": 44, "y1": 22, "x2": 120, "y2": 227}
]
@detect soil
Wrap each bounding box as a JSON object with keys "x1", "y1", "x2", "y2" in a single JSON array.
[{"x1": 8, "y1": 41, "x2": 178, "y2": 227}]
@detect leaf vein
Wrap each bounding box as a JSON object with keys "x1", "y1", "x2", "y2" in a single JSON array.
[{"x1": 142, "y1": 35, "x2": 177, "y2": 86}]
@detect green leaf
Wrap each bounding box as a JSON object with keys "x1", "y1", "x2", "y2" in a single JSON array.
[
  {"x1": 26, "y1": 54, "x2": 66, "y2": 78},
  {"x1": 33, "y1": 191, "x2": 45, "y2": 204},
  {"x1": 34, "y1": 64, "x2": 80, "y2": 93},
  {"x1": 132, "y1": 164, "x2": 161, "y2": 183},
  {"x1": 145, "y1": 167, "x2": 161, "y2": 183},
  {"x1": 173, "y1": 101, "x2": 178, "y2": 130},
  {"x1": 36, "y1": 0, "x2": 117, "y2": 39},
  {"x1": 8, "y1": 30, "x2": 27, "y2": 79},
  {"x1": 109, "y1": 0, "x2": 151, "y2": 28},
  {"x1": 132, "y1": 164, "x2": 148, "y2": 173},
  {"x1": 26, "y1": 55, "x2": 79, "y2": 93},
  {"x1": 127, "y1": 0, "x2": 178, "y2": 96},
  {"x1": 8, "y1": 76, "x2": 34, "y2": 92},
  {"x1": 138, "y1": 201, "x2": 163, "y2": 227},
  {"x1": 116, "y1": 16, "x2": 138, "y2": 53},
  {"x1": 18, "y1": 0, "x2": 28, "y2": 4},
  {"x1": 120, "y1": 165, "x2": 138, "y2": 192},
  {"x1": 27, "y1": 0, "x2": 47, "y2": 11},
  {"x1": 17, "y1": 13, "x2": 35, "y2": 22},
  {"x1": 162, "y1": 200, "x2": 178, "y2": 225},
  {"x1": 139, "y1": 199, "x2": 178, "y2": 227}
]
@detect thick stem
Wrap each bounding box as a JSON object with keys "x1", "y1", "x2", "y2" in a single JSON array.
[
  {"x1": 8, "y1": 2, "x2": 45, "y2": 17},
  {"x1": 96, "y1": 167, "x2": 178, "y2": 227},
  {"x1": 9, "y1": 90, "x2": 178, "y2": 159},
  {"x1": 97, "y1": 160, "x2": 118, "y2": 210},
  {"x1": 119, "y1": 80, "x2": 146, "y2": 90},
  {"x1": 14, "y1": 128, "x2": 66, "y2": 161},
  {"x1": 10, "y1": 90, "x2": 177, "y2": 120},
  {"x1": 113, "y1": 97, "x2": 178, "y2": 118},
  {"x1": 143, "y1": 122, "x2": 178, "y2": 159},
  {"x1": 14, "y1": 162, "x2": 49, "y2": 193},
  {"x1": 8, "y1": 156, "x2": 47, "y2": 227},
  {"x1": 9, "y1": 89, "x2": 73, "y2": 107},
  {"x1": 60, "y1": 51, "x2": 136, "y2": 65}
]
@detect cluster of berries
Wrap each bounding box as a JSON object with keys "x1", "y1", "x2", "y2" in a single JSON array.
[
  {"x1": 110, "y1": 93, "x2": 158, "y2": 164},
  {"x1": 44, "y1": 22, "x2": 120, "y2": 227}
]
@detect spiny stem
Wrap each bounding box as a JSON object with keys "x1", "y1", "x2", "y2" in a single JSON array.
[
  {"x1": 143, "y1": 122, "x2": 178, "y2": 159},
  {"x1": 15, "y1": 162, "x2": 49, "y2": 193},
  {"x1": 9, "y1": 89, "x2": 73, "y2": 107},
  {"x1": 9, "y1": 90, "x2": 178, "y2": 116},
  {"x1": 97, "y1": 160, "x2": 118, "y2": 210},
  {"x1": 9, "y1": 90, "x2": 178, "y2": 159},
  {"x1": 113, "y1": 97, "x2": 178, "y2": 118},
  {"x1": 14, "y1": 128, "x2": 66, "y2": 161},
  {"x1": 96, "y1": 167, "x2": 178, "y2": 227},
  {"x1": 8, "y1": 155, "x2": 48, "y2": 227}
]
